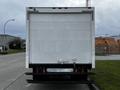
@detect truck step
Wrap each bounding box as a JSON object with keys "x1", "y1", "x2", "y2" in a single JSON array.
[
  {"x1": 27, "y1": 79, "x2": 93, "y2": 84},
  {"x1": 25, "y1": 72, "x2": 32, "y2": 75},
  {"x1": 25, "y1": 72, "x2": 87, "y2": 75}
]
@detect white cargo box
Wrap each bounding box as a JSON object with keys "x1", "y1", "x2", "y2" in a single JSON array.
[{"x1": 26, "y1": 7, "x2": 95, "y2": 68}]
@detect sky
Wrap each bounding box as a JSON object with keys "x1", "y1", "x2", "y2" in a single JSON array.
[{"x1": 0, "y1": 0, "x2": 120, "y2": 39}]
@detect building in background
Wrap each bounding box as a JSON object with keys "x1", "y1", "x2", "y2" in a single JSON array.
[
  {"x1": 0, "y1": 34, "x2": 25, "y2": 50},
  {"x1": 111, "y1": 35, "x2": 120, "y2": 40},
  {"x1": 117, "y1": 39, "x2": 120, "y2": 54},
  {"x1": 95, "y1": 36, "x2": 120, "y2": 55},
  {"x1": 95, "y1": 37, "x2": 108, "y2": 55}
]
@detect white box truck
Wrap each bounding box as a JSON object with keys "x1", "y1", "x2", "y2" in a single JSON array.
[{"x1": 26, "y1": 7, "x2": 95, "y2": 82}]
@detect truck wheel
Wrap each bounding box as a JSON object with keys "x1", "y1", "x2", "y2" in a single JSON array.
[
  {"x1": 33, "y1": 67, "x2": 44, "y2": 80},
  {"x1": 33, "y1": 75, "x2": 37, "y2": 80},
  {"x1": 82, "y1": 69, "x2": 88, "y2": 80},
  {"x1": 33, "y1": 68, "x2": 38, "y2": 80}
]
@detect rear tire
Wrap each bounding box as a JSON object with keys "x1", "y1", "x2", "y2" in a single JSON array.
[{"x1": 33, "y1": 67, "x2": 45, "y2": 81}]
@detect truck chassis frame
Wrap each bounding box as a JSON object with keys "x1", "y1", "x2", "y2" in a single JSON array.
[{"x1": 26, "y1": 64, "x2": 92, "y2": 82}]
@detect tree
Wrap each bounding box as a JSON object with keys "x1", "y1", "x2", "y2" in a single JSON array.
[{"x1": 9, "y1": 39, "x2": 21, "y2": 49}]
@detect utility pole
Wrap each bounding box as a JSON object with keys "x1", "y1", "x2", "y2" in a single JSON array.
[
  {"x1": 3, "y1": 19, "x2": 15, "y2": 53},
  {"x1": 86, "y1": 0, "x2": 91, "y2": 7}
]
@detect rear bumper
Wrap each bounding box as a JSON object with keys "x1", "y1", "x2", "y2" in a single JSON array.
[{"x1": 29, "y1": 63, "x2": 92, "y2": 69}]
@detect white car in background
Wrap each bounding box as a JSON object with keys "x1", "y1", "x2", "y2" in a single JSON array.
[{"x1": 0, "y1": 46, "x2": 8, "y2": 54}]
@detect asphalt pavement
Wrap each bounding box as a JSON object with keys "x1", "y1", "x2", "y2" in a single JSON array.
[
  {"x1": 0, "y1": 53, "x2": 90, "y2": 90},
  {"x1": 0, "y1": 53, "x2": 25, "y2": 90}
]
